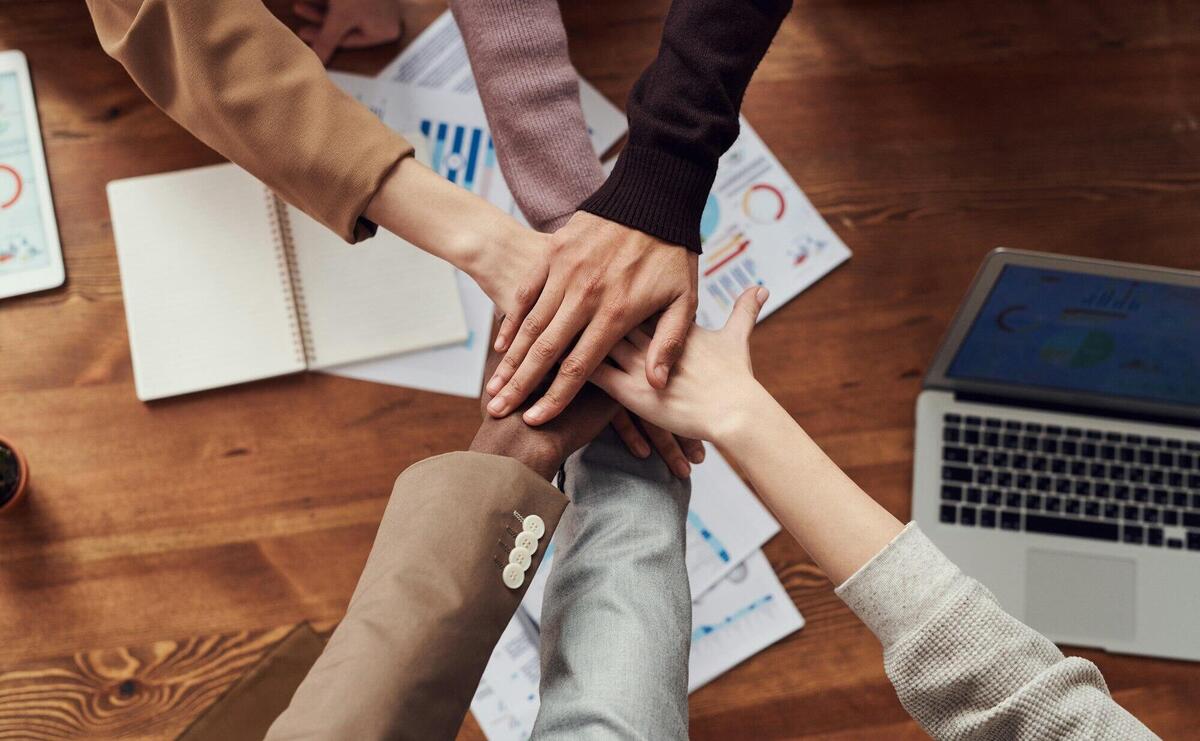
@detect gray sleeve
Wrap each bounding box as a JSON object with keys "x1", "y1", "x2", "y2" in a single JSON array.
[
  {"x1": 531, "y1": 428, "x2": 691, "y2": 740},
  {"x1": 835, "y1": 524, "x2": 1158, "y2": 740}
]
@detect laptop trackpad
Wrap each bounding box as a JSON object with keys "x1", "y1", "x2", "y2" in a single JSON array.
[{"x1": 1025, "y1": 550, "x2": 1136, "y2": 643}]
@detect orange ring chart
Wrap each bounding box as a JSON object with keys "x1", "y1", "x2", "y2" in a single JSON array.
[
  {"x1": 741, "y1": 183, "x2": 784, "y2": 223},
  {"x1": 0, "y1": 164, "x2": 22, "y2": 209}
]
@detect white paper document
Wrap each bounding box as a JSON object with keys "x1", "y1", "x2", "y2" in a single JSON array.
[
  {"x1": 685, "y1": 443, "x2": 781, "y2": 599},
  {"x1": 377, "y1": 9, "x2": 627, "y2": 157},
  {"x1": 694, "y1": 118, "x2": 851, "y2": 330},
  {"x1": 687, "y1": 550, "x2": 805, "y2": 691}
]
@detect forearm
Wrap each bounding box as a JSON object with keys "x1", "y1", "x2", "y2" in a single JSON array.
[
  {"x1": 716, "y1": 387, "x2": 902, "y2": 585},
  {"x1": 267, "y1": 453, "x2": 566, "y2": 740},
  {"x1": 451, "y1": 0, "x2": 604, "y2": 232},
  {"x1": 580, "y1": 0, "x2": 792, "y2": 250},
  {"x1": 87, "y1": 0, "x2": 410, "y2": 242},
  {"x1": 364, "y1": 157, "x2": 520, "y2": 276}
]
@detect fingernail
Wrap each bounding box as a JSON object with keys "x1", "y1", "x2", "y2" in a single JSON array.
[
  {"x1": 655, "y1": 364, "x2": 669, "y2": 384},
  {"x1": 494, "y1": 337, "x2": 505, "y2": 351},
  {"x1": 525, "y1": 404, "x2": 546, "y2": 424},
  {"x1": 755, "y1": 286, "x2": 769, "y2": 304},
  {"x1": 486, "y1": 376, "x2": 503, "y2": 395},
  {"x1": 635, "y1": 443, "x2": 651, "y2": 458},
  {"x1": 487, "y1": 397, "x2": 506, "y2": 415},
  {"x1": 691, "y1": 447, "x2": 706, "y2": 464},
  {"x1": 672, "y1": 459, "x2": 692, "y2": 478}
]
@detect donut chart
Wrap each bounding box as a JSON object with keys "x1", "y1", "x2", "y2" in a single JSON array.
[
  {"x1": 741, "y1": 183, "x2": 785, "y2": 223},
  {"x1": 0, "y1": 164, "x2": 22, "y2": 210}
]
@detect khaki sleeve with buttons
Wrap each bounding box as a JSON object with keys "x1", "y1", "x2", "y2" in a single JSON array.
[
  {"x1": 85, "y1": 0, "x2": 413, "y2": 242},
  {"x1": 265, "y1": 452, "x2": 566, "y2": 741}
]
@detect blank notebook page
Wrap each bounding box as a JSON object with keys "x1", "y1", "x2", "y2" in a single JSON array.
[
  {"x1": 284, "y1": 204, "x2": 467, "y2": 369},
  {"x1": 108, "y1": 165, "x2": 304, "y2": 401}
]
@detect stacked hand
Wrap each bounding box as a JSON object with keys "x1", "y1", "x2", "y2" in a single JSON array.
[
  {"x1": 591, "y1": 286, "x2": 770, "y2": 446},
  {"x1": 469, "y1": 345, "x2": 617, "y2": 480},
  {"x1": 484, "y1": 212, "x2": 699, "y2": 429},
  {"x1": 293, "y1": 0, "x2": 404, "y2": 64}
]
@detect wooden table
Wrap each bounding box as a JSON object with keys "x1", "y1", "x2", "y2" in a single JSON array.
[{"x1": 2, "y1": 0, "x2": 1199, "y2": 737}]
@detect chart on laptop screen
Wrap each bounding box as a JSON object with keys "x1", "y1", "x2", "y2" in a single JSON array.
[
  {"x1": 949, "y1": 265, "x2": 1200, "y2": 407},
  {"x1": 0, "y1": 72, "x2": 49, "y2": 276}
]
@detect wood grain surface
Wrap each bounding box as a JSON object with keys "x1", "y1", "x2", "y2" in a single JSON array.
[{"x1": 2, "y1": 0, "x2": 1199, "y2": 738}]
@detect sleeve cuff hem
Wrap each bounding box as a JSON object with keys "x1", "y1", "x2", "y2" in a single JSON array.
[
  {"x1": 835, "y1": 523, "x2": 966, "y2": 647},
  {"x1": 578, "y1": 145, "x2": 716, "y2": 252}
]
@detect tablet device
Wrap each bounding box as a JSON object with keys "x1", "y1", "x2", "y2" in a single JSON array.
[{"x1": 0, "y1": 50, "x2": 64, "y2": 299}]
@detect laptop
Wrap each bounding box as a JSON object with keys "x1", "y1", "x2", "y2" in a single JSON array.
[{"x1": 913, "y1": 248, "x2": 1200, "y2": 661}]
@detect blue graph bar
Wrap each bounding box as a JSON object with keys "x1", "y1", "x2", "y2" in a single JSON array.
[
  {"x1": 692, "y1": 594, "x2": 775, "y2": 642},
  {"x1": 687, "y1": 511, "x2": 730, "y2": 563},
  {"x1": 463, "y1": 127, "x2": 483, "y2": 191},
  {"x1": 446, "y1": 125, "x2": 466, "y2": 183}
]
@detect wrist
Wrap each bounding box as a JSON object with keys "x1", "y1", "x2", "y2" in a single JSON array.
[
  {"x1": 712, "y1": 382, "x2": 784, "y2": 451},
  {"x1": 468, "y1": 428, "x2": 562, "y2": 481}
]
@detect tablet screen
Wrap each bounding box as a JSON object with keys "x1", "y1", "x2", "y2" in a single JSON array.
[
  {"x1": 947, "y1": 264, "x2": 1200, "y2": 407},
  {"x1": 0, "y1": 71, "x2": 51, "y2": 277}
]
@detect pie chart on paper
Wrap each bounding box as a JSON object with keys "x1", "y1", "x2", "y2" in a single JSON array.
[{"x1": 0, "y1": 164, "x2": 21, "y2": 209}]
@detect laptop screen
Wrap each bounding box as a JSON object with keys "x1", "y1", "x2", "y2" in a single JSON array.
[{"x1": 947, "y1": 264, "x2": 1200, "y2": 407}]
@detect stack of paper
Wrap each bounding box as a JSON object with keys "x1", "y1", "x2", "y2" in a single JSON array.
[{"x1": 470, "y1": 446, "x2": 805, "y2": 739}]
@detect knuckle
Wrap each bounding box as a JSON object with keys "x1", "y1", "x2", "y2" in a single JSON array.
[
  {"x1": 540, "y1": 387, "x2": 565, "y2": 409},
  {"x1": 514, "y1": 283, "x2": 537, "y2": 308},
  {"x1": 558, "y1": 356, "x2": 588, "y2": 380},
  {"x1": 660, "y1": 336, "x2": 686, "y2": 361},
  {"x1": 580, "y1": 271, "x2": 607, "y2": 298},
  {"x1": 501, "y1": 353, "x2": 521, "y2": 371},
  {"x1": 506, "y1": 376, "x2": 526, "y2": 396},
  {"x1": 598, "y1": 300, "x2": 628, "y2": 325},
  {"x1": 521, "y1": 314, "x2": 544, "y2": 336},
  {"x1": 530, "y1": 338, "x2": 558, "y2": 362}
]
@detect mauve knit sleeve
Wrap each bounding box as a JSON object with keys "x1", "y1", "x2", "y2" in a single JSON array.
[
  {"x1": 450, "y1": 0, "x2": 605, "y2": 233},
  {"x1": 579, "y1": 0, "x2": 793, "y2": 252}
]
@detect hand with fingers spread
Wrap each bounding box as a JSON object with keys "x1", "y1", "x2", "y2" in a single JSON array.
[
  {"x1": 293, "y1": 0, "x2": 404, "y2": 64},
  {"x1": 591, "y1": 286, "x2": 770, "y2": 444},
  {"x1": 484, "y1": 211, "x2": 699, "y2": 428}
]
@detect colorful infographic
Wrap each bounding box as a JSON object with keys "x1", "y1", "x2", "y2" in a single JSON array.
[
  {"x1": 0, "y1": 72, "x2": 49, "y2": 275},
  {"x1": 695, "y1": 119, "x2": 851, "y2": 329}
]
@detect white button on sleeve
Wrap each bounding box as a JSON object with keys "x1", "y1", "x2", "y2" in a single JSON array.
[
  {"x1": 508, "y1": 547, "x2": 531, "y2": 571},
  {"x1": 522, "y1": 514, "x2": 546, "y2": 539},
  {"x1": 502, "y1": 563, "x2": 524, "y2": 589},
  {"x1": 515, "y1": 531, "x2": 538, "y2": 553}
]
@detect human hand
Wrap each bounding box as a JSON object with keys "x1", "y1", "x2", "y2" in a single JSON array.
[
  {"x1": 484, "y1": 212, "x2": 699, "y2": 427},
  {"x1": 590, "y1": 287, "x2": 770, "y2": 445},
  {"x1": 611, "y1": 409, "x2": 705, "y2": 478},
  {"x1": 470, "y1": 346, "x2": 617, "y2": 479},
  {"x1": 293, "y1": 0, "x2": 404, "y2": 64}
]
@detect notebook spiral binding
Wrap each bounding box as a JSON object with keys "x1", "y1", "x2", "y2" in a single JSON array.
[{"x1": 265, "y1": 188, "x2": 315, "y2": 366}]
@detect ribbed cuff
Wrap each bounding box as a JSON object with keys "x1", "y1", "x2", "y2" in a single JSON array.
[
  {"x1": 578, "y1": 145, "x2": 716, "y2": 252},
  {"x1": 835, "y1": 523, "x2": 966, "y2": 648}
]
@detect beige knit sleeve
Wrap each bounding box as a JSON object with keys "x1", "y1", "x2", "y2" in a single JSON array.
[{"x1": 836, "y1": 524, "x2": 1158, "y2": 740}]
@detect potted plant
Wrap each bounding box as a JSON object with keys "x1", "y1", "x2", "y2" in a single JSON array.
[{"x1": 0, "y1": 435, "x2": 29, "y2": 513}]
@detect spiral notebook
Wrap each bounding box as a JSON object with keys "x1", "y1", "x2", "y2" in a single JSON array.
[{"x1": 107, "y1": 163, "x2": 467, "y2": 401}]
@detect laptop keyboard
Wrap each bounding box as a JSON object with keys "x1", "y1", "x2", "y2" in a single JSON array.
[{"x1": 939, "y1": 414, "x2": 1200, "y2": 551}]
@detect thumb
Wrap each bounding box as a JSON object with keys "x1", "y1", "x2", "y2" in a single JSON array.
[
  {"x1": 645, "y1": 294, "x2": 696, "y2": 389},
  {"x1": 723, "y1": 286, "x2": 768, "y2": 340}
]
